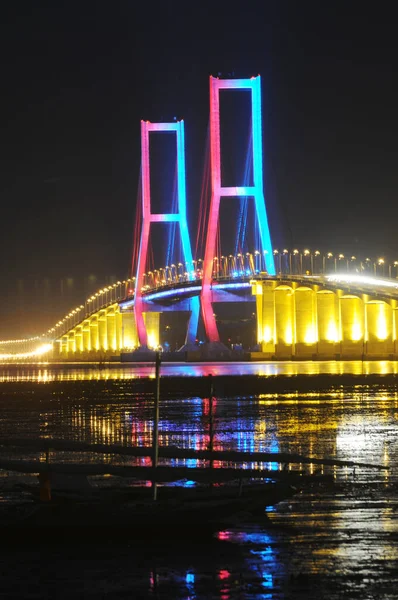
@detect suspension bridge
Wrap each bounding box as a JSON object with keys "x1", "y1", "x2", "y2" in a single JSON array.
[{"x1": 2, "y1": 75, "x2": 398, "y2": 362}]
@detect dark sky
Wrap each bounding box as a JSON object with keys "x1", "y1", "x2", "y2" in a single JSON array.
[{"x1": 1, "y1": 1, "x2": 398, "y2": 338}]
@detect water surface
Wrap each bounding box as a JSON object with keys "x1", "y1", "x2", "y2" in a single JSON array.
[
  {"x1": 1, "y1": 359, "x2": 398, "y2": 382},
  {"x1": 0, "y1": 372, "x2": 397, "y2": 598}
]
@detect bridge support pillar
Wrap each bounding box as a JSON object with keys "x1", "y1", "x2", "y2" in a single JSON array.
[
  {"x1": 67, "y1": 332, "x2": 75, "y2": 355},
  {"x1": 143, "y1": 312, "x2": 160, "y2": 349},
  {"x1": 53, "y1": 339, "x2": 62, "y2": 358},
  {"x1": 82, "y1": 320, "x2": 91, "y2": 353},
  {"x1": 89, "y1": 316, "x2": 99, "y2": 352},
  {"x1": 98, "y1": 311, "x2": 107, "y2": 352},
  {"x1": 295, "y1": 287, "x2": 317, "y2": 357},
  {"x1": 252, "y1": 279, "x2": 341, "y2": 359},
  {"x1": 340, "y1": 295, "x2": 364, "y2": 358},
  {"x1": 365, "y1": 300, "x2": 394, "y2": 356},
  {"x1": 183, "y1": 298, "x2": 200, "y2": 347},
  {"x1": 252, "y1": 280, "x2": 276, "y2": 355},
  {"x1": 106, "y1": 309, "x2": 117, "y2": 352},
  {"x1": 115, "y1": 310, "x2": 123, "y2": 351},
  {"x1": 274, "y1": 286, "x2": 294, "y2": 358},
  {"x1": 120, "y1": 311, "x2": 138, "y2": 350},
  {"x1": 316, "y1": 290, "x2": 338, "y2": 357},
  {"x1": 393, "y1": 305, "x2": 398, "y2": 356},
  {"x1": 60, "y1": 335, "x2": 68, "y2": 355},
  {"x1": 75, "y1": 326, "x2": 83, "y2": 354}
]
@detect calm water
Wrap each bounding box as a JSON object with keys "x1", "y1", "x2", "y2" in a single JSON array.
[
  {"x1": 0, "y1": 363, "x2": 398, "y2": 598},
  {"x1": 2, "y1": 359, "x2": 398, "y2": 381}
]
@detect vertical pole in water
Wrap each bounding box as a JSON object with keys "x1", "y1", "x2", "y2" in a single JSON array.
[
  {"x1": 208, "y1": 374, "x2": 214, "y2": 475},
  {"x1": 153, "y1": 351, "x2": 161, "y2": 501}
]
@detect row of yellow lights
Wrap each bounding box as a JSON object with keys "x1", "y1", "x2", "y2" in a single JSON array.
[
  {"x1": 46, "y1": 279, "x2": 137, "y2": 335},
  {"x1": 0, "y1": 279, "x2": 134, "y2": 347},
  {"x1": 0, "y1": 343, "x2": 53, "y2": 361},
  {"x1": 2, "y1": 250, "x2": 398, "y2": 347},
  {"x1": 0, "y1": 335, "x2": 42, "y2": 345},
  {"x1": 257, "y1": 249, "x2": 398, "y2": 265}
]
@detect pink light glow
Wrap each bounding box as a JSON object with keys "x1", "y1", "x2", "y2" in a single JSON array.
[
  {"x1": 135, "y1": 121, "x2": 199, "y2": 347},
  {"x1": 201, "y1": 76, "x2": 275, "y2": 343},
  {"x1": 218, "y1": 569, "x2": 231, "y2": 580}
]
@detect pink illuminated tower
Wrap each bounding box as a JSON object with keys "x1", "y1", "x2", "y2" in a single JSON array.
[
  {"x1": 134, "y1": 120, "x2": 199, "y2": 347},
  {"x1": 201, "y1": 76, "x2": 275, "y2": 343}
]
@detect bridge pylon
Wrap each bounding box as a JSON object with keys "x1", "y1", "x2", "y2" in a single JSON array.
[
  {"x1": 135, "y1": 120, "x2": 199, "y2": 348},
  {"x1": 201, "y1": 76, "x2": 276, "y2": 342}
]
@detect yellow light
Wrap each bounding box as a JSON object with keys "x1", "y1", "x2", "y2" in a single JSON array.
[
  {"x1": 376, "y1": 304, "x2": 388, "y2": 340},
  {"x1": 352, "y1": 322, "x2": 362, "y2": 341},
  {"x1": 326, "y1": 321, "x2": 338, "y2": 342},
  {"x1": 0, "y1": 343, "x2": 52, "y2": 361},
  {"x1": 304, "y1": 327, "x2": 317, "y2": 344},
  {"x1": 263, "y1": 325, "x2": 273, "y2": 343},
  {"x1": 284, "y1": 326, "x2": 293, "y2": 345},
  {"x1": 147, "y1": 333, "x2": 157, "y2": 349}
]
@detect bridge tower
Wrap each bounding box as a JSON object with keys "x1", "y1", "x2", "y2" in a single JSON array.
[
  {"x1": 201, "y1": 76, "x2": 276, "y2": 342},
  {"x1": 135, "y1": 120, "x2": 199, "y2": 347}
]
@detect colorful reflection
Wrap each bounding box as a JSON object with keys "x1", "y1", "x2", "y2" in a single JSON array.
[
  {"x1": 1, "y1": 379, "x2": 398, "y2": 598},
  {"x1": 2, "y1": 359, "x2": 398, "y2": 382}
]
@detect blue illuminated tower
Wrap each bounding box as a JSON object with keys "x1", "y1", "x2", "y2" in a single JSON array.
[{"x1": 201, "y1": 76, "x2": 275, "y2": 342}]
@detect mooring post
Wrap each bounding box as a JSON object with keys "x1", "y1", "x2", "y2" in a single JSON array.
[
  {"x1": 153, "y1": 351, "x2": 161, "y2": 501},
  {"x1": 208, "y1": 374, "x2": 214, "y2": 475}
]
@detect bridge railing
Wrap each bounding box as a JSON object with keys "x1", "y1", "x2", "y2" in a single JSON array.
[{"x1": 2, "y1": 250, "x2": 398, "y2": 353}]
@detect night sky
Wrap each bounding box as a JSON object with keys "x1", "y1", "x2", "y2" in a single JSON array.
[{"x1": 1, "y1": 2, "x2": 398, "y2": 338}]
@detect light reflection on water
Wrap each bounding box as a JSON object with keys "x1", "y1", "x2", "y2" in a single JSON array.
[
  {"x1": 0, "y1": 379, "x2": 398, "y2": 598},
  {"x1": 1, "y1": 359, "x2": 398, "y2": 381}
]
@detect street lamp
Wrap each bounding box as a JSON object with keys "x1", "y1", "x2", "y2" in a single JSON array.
[
  {"x1": 171, "y1": 264, "x2": 177, "y2": 282},
  {"x1": 237, "y1": 253, "x2": 244, "y2": 273},
  {"x1": 253, "y1": 250, "x2": 260, "y2": 273},
  {"x1": 363, "y1": 258, "x2": 371, "y2": 274},
  {"x1": 337, "y1": 253, "x2": 346, "y2": 272},
  {"x1": 303, "y1": 249, "x2": 312, "y2": 274},
  {"x1": 313, "y1": 250, "x2": 320, "y2": 274},
  {"x1": 213, "y1": 256, "x2": 219, "y2": 278},
  {"x1": 292, "y1": 249, "x2": 299, "y2": 274},
  {"x1": 273, "y1": 249, "x2": 281, "y2": 275},
  {"x1": 377, "y1": 258, "x2": 385, "y2": 277},
  {"x1": 282, "y1": 249, "x2": 289, "y2": 274}
]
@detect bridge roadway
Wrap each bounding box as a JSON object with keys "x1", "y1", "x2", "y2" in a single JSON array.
[
  {"x1": 2, "y1": 273, "x2": 398, "y2": 361},
  {"x1": 136, "y1": 273, "x2": 398, "y2": 305},
  {"x1": 52, "y1": 273, "x2": 398, "y2": 361}
]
